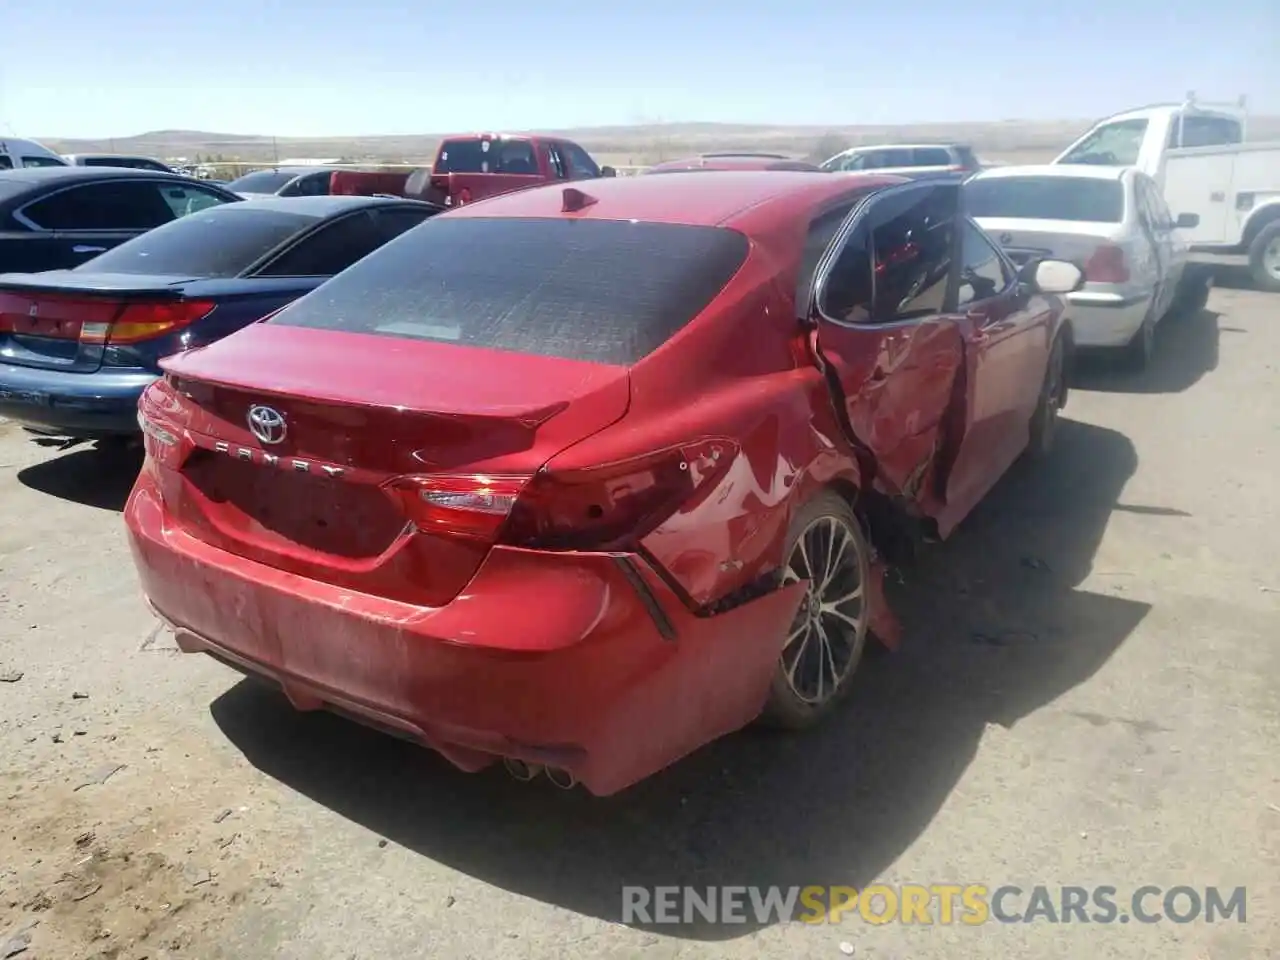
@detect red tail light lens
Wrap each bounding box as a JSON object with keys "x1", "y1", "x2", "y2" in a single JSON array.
[
  {"x1": 1083, "y1": 245, "x2": 1129, "y2": 284},
  {"x1": 383, "y1": 475, "x2": 530, "y2": 542},
  {"x1": 382, "y1": 441, "x2": 736, "y2": 551},
  {"x1": 459, "y1": 188, "x2": 473, "y2": 205},
  {"x1": 81, "y1": 299, "x2": 217, "y2": 345},
  {"x1": 504, "y1": 439, "x2": 736, "y2": 551}
]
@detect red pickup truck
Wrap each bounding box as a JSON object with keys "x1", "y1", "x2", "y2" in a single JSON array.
[{"x1": 330, "y1": 133, "x2": 616, "y2": 206}]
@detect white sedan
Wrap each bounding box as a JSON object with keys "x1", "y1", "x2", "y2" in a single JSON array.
[{"x1": 965, "y1": 164, "x2": 1208, "y2": 369}]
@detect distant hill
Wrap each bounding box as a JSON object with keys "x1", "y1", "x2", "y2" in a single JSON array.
[{"x1": 37, "y1": 116, "x2": 1280, "y2": 168}]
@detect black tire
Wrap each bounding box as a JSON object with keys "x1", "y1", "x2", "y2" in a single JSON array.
[
  {"x1": 1173, "y1": 269, "x2": 1212, "y2": 315},
  {"x1": 1121, "y1": 303, "x2": 1156, "y2": 371},
  {"x1": 1026, "y1": 333, "x2": 1066, "y2": 461},
  {"x1": 758, "y1": 491, "x2": 871, "y2": 731},
  {"x1": 1247, "y1": 221, "x2": 1280, "y2": 293}
]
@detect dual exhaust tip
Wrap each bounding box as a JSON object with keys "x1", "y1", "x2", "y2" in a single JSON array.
[{"x1": 503, "y1": 757, "x2": 576, "y2": 790}]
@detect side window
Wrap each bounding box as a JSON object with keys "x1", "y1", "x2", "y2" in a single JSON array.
[
  {"x1": 0, "y1": 155, "x2": 11, "y2": 170},
  {"x1": 290, "y1": 172, "x2": 331, "y2": 197},
  {"x1": 1171, "y1": 116, "x2": 1242, "y2": 148},
  {"x1": 160, "y1": 183, "x2": 232, "y2": 218},
  {"x1": 372, "y1": 206, "x2": 434, "y2": 243},
  {"x1": 20, "y1": 181, "x2": 178, "y2": 231},
  {"x1": 836, "y1": 152, "x2": 866, "y2": 171},
  {"x1": 867, "y1": 185, "x2": 956, "y2": 320},
  {"x1": 545, "y1": 144, "x2": 567, "y2": 180},
  {"x1": 497, "y1": 140, "x2": 538, "y2": 175},
  {"x1": 819, "y1": 186, "x2": 957, "y2": 323},
  {"x1": 913, "y1": 147, "x2": 953, "y2": 167},
  {"x1": 562, "y1": 142, "x2": 601, "y2": 180},
  {"x1": 796, "y1": 203, "x2": 858, "y2": 310},
  {"x1": 22, "y1": 156, "x2": 66, "y2": 168},
  {"x1": 882, "y1": 148, "x2": 914, "y2": 168},
  {"x1": 956, "y1": 221, "x2": 1014, "y2": 308},
  {"x1": 257, "y1": 210, "x2": 385, "y2": 277},
  {"x1": 858, "y1": 151, "x2": 887, "y2": 170}
]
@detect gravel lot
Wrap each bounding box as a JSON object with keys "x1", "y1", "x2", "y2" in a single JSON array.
[{"x1": 1, "y1": 282, "x2": 1277, "y2": 960}]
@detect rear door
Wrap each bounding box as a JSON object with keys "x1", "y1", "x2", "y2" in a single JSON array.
[
  {"x1": 1129, "y1": 173, "x2": 1168, "y2": 310},
  {"x1": 806, "y1": 180, "x2": 966, "y2": 514},
  {"x1": 1135, "y1": 174, "x2": 1178, "y2": 314}
]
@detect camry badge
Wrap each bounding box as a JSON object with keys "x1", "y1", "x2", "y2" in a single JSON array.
[{"x1": 246, "y1": 404, "x2": 287, "y2": 445}]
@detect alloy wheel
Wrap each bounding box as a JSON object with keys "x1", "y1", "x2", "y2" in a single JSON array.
[{"x1": 778, "y1": 516, "x2": 869, "y2": 705}]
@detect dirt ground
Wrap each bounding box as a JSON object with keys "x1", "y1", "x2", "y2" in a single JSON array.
[{"x1": 1, "y1": 281, "x2": 1277, "y2": 960}]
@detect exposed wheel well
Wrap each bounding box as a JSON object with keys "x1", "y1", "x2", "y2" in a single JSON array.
[
  {"x1": 1243, "y1": 204, "x2": 1280, "y2": 249},
  {"x1": 824, "y1": 478, "x2": 920, "y2": 567}
]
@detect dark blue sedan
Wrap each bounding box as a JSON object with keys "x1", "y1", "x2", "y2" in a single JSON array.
[{"x1": 0, "y1": 195, "x2": 441, "y2": 441}]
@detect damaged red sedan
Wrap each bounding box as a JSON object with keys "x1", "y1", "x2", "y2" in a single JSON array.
[{"x1": 124, "y1": 170, "x2": 1084, "y2": 795}]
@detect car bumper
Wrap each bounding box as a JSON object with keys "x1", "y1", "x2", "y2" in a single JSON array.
[
  {"x1": 1063, "y1": 291, "x2": 1152, "y2": 349},
  {"x1": 124, "y1": 469, "x2": 808, "y2": 796},
  {"x1": 0, "y1": 363, "x2": 155, "y2": 438}
]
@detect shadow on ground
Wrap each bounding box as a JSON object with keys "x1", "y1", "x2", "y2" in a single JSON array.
[
  {"x1": 211, "y1": 418, "x2": 1150, "y2": 940},
  {"x1": 1071, "y1": 307, "x2": 1219, "y2": 396},
  {"x1": 17, "y1": 441, "x2": 142, "y2": 511}
]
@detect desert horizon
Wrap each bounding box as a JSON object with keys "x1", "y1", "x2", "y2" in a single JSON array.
[{"x1": 34, "y1": 114, "x2": 1280, "y2": 170}]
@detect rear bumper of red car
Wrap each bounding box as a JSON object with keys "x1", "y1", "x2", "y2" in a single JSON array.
[{"x1": 124, "y1": 470, "x2": 807, "y2": 795}]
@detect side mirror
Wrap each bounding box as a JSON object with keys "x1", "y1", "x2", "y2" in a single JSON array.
[
  {"x1": 1174, "y1": 212, "x2": 1199, "y2": 229},
  {"x1": 600, "y1": 165, "x2": 617, "y2": 178},
  {"x1": 1023, "y1": 258, "x2": 1085, "y2": 295}
]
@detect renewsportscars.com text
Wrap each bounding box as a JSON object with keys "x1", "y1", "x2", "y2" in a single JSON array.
[{"x1": 621, "y1": 884, "x2": 1247, "y2": 926}]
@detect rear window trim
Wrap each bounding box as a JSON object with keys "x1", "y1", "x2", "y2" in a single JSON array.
[{"x1": 267, "y1": 215, "x2": 753, "y2": 366}]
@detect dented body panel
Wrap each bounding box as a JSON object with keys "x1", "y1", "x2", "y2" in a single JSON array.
[{"x1": 124, "y1": 171, "x2": 1065, "y2": 792}]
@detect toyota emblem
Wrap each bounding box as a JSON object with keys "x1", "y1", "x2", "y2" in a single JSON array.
[
  {"x1": 246, "y1": 404, "x2": 287, "y2": 445},
  {"x1": 999, "y1": 233, "x2": 1013, "y2": 245}
]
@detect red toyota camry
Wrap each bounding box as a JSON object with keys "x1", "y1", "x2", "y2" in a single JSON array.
[{"x1": 125, "y1": 171, "x2": 1083, "y2": 795}]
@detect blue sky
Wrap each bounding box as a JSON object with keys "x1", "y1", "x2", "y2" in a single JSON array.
[{"x1": 3, "y1": 0, "x2": 1277, "y2": 138}]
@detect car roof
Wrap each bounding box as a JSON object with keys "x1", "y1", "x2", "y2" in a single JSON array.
[
  {"x1": 0, "y1": 165, "x2": 197, "y2": 187},
  {"x1": 973, "y1": 164, "x2": 1129, "y2": 181},
  {"x1": 227, "y1": 195, "x2": 428, "y2": 217},
  {"x1": 446, "y1": 170, "x2": 908, "y2": 228}
]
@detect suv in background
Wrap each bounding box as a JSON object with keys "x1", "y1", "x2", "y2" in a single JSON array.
[
  {"x1": 64, "y1": 154, "x2": 177, "y2": 174},
  {"x1": 819, "y1": 143, "x2": 981, "y2": 179}
]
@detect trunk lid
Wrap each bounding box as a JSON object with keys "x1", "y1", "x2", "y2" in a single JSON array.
[
  {"x1": 150, "y1": 323, "x2": 631, "y2": 606},
  {"x1": 0, "y1": 272, "x2": 194, "y2": 373},
  {"x1": 973, "y1": 216, "x2": 1123, "y2": 268}
]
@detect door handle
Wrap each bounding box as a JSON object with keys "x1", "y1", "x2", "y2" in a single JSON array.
[{"x1": 73, "y1": 245, "x2": 106, "y2": 254}]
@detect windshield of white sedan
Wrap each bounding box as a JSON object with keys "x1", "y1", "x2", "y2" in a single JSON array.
[
  {"x1": 965, "y1": 177, "x2": 1125, "y2": 223},
  {"x1": 268, "y1": 217, "x2": 750, "y2": 365}
]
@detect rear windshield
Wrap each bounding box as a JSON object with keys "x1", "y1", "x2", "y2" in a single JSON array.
[
  {"x1": 434, "y1": 139, "x2": 539, "y2": 175},
  {"x1": 965, "y1": 176, "x2": 1125, "y2": 223},
  {"x1": 269, "y1": 217, "x2": 750, "y2": 365},
  {"x1": 81, "y1": 206, "x2": 315, "y2": 278},
  {"x1": 226, "y1": 169, "x2": 304, "y2": 194}
]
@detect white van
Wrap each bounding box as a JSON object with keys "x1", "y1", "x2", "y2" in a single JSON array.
[{"x1": 0, "y1": 137, "x2": 68, "y2": 170}]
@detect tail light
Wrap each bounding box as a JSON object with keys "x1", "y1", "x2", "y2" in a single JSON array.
[
  {"x1": 81, "y1": 300, "x2": 216, "y2": 345},
  {"x1": 382, "y1": 440, "x2": 735, "y2": 551},
  {"x1": 458, "y1": 187, "x2": 473, "y2": 205},
  {"x1": 1083, "y1": 245, "x2": 1129, "y2": 284},
  {"x1": 383, "y1": 474, "x2": 529, "y2": 542}
]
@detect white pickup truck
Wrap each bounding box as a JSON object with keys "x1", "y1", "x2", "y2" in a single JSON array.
[{"x1": 1053, "y1": 98, "x2": 1280, "y2": 292}]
